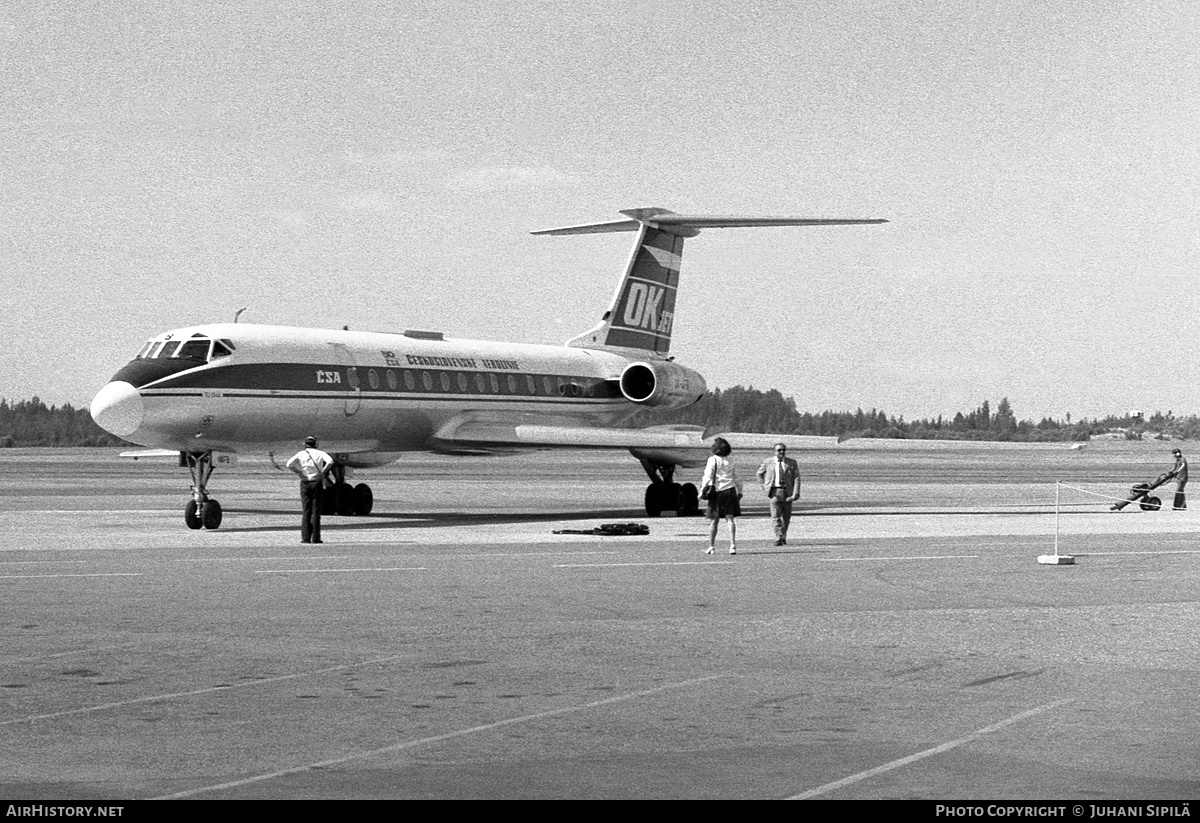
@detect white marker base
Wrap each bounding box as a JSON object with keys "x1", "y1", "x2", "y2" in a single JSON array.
[{"x1": 1038, "y1": 554, "x2": 1075, "y2": 565}]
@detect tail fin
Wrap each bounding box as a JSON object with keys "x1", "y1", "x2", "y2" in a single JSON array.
[{"x1": 534, "y1": 208, "x2": 887, "y2": 356}]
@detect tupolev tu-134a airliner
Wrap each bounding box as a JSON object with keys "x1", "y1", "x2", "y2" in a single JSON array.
[{"x1": 90, "y1": 208, "x2": 886, "y2": 529}]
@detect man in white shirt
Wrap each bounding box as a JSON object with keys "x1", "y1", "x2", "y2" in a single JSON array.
[
  {"x1": 285, "y1": 436, "x2": 333, "y2": 543},
  {"x1": 756, "y1": 443, "x2": 801, "y2": 546}
]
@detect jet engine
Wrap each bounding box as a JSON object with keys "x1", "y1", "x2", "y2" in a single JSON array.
[{"x1": 618, "y1": 361, "x2": 707, "y2": 410}]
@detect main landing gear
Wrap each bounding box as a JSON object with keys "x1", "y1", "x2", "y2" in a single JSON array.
[
  {"x1": 639, "y1": 458, "x2": 700, "y2": 518},
  {"x1": 320, "y1": 464, "x2": 375, "y2": 517},
  {"x1": 182, "y1": 451, "x2": 223, "y2": 530}
]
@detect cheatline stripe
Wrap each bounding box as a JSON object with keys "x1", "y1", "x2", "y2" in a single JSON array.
[
  {"x1": 138, "y1": 390, "x2": 623, "y2": 406},
  {"x1": 624, "y1": 273, "x2": 680, "y2": 290},
  {"x1": 154, "y1": 673, "x2": 728, "y2": 799},
  {"x1": 140, "y1": 363, "x2": 623, "y2": 394},
  {"x1": 607, "y1": 326, "x2": 670, "y2": 344}
]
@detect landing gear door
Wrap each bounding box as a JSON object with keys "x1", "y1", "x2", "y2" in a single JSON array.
[{"x1": 329, "y1": 343, "x2": 362, "y2": 417}]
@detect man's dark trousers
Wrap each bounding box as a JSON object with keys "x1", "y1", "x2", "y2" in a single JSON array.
[{"x1": 301, "y1": 479, "x2": 323, "y2": 542}]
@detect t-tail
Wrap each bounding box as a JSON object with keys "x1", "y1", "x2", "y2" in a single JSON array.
[{"x1": 533, "y1": 208, "x2": 887, "y2": 355}]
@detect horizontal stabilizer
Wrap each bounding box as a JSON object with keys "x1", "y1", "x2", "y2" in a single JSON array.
[
  {"x1": 544, "y1": 207, "x2": 887, "y2": 355},
  {"x1": 530, "y1": 218, "x2": 643, "y2": 236},
  {"x1": 533, "y1": 208, "x2": 887, "y2": 236}
]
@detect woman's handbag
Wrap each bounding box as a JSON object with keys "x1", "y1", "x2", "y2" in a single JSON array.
[{"x1": 700, "y1": 457, "x2": 715, "y2": 500}]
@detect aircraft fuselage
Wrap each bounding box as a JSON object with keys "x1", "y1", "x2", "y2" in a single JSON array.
[{"x1": 91, "y1": 322, "x2": 699, "y2": 459}]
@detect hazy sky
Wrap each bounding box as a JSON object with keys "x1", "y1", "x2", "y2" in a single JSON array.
[{"x1": 3, "y1": 1, "x2": 1197, "y2": 422}]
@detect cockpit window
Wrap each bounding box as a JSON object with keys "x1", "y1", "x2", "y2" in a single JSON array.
[
  {"x1": 136, "y1": 334, "x2": 229, "y2": 362},
  {"x1": 174, "y1": 339, "x2": 211, "y2": 361}
]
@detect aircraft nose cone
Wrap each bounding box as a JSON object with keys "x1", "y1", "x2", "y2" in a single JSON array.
[{"x1": 90, "y1": 381, "x2": 143, "y2": 437}]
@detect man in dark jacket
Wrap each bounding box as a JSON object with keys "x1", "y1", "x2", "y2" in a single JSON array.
[{"x1": 1170, "y1": 448, "x2": 1188, "y2": 510}]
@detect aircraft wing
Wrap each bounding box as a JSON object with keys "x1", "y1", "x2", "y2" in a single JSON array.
[
  {"x1": 119, "y1": 449, "x2": 181, "y2": 460},
  {"x1": 119, "y1": 449, "x2": 239, "y2": 467},
  {"x1": 431, "y1": 418, "x2": 838, "y2": 468}
]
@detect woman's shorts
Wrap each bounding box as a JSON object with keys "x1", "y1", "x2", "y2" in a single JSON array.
[{"x1": 706, "y1": 486, "x2": 741, "y2": 519}]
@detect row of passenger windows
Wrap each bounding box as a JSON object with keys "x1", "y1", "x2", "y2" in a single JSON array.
[
  {"x1": 346, "y1": 368, "x2": 613, "y2": 399},
  {"x1": 137, "y1": 335, "x2": 235, "y2": 363}
]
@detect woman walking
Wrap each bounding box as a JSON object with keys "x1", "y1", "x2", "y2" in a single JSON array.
[{"x1": 701, "y1": 437, "x2": 743, "y2": 555}]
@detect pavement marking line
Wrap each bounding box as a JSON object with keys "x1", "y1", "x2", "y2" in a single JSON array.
[
  {"x1": 178, "y1": 553, "x2": 619, "y2": 565},
  {"x1": 7, "y1": 643, "x2": 143, "y2": 666},
  {"x1": 461, "y1": 551, "x2": 620, "y2": 558},
  {"x1": 1, "y1": 510, "x2": 164, "y2": 516},
  {"x1": 154, "y1": 673, "x2": 729, "y2": 800},
  {"x1": 0, "y1": 654, "x2": 414, "y2": 727},
  {"x1": 554, "y1": 561, "x2": 737, "y2": 568},
  {"x1": 0, "y1": 560, "x2": 88, "y2": 565},
  {"x1": 173, "y1": 556, "x2": 353, "y2": 563},
  {"x1": 0, "y1": 573, "x2": 143, "y2": 579},
  {"x1": 819, "y1": 555, "x2": 979, "y2": 562},
  {"x1": 787, "y1": 698, "x2": 1075, "y2": 800},
  {"x1": 0, "y1": 547, "x2": 136, "y2": 553},
  {"x1": 1074, "y1": 550, "x2": 1200, "y2": 556},
  {"x1": 253, "y1": 567, "x2": 428, "y2": 575}
]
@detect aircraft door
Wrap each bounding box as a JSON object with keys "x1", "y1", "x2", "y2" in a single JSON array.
[{"x1": 330, "y1": 343, "x2": 362, "y2": 417}]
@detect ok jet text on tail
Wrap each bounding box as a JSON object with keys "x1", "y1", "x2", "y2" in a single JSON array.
[{"x1": 91, "y1": 208, "x2": 885, "y2": 529}]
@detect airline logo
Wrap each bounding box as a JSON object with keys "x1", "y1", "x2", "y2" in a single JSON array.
[
  {"x1": 620, "y1": 281, "x2": 673, "y2": 335},
  {"x1": 606, "y1": 228, "x2": 683, "y2": 353}
]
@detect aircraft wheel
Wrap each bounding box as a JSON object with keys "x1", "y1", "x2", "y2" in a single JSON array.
[
  {"x1": 335, "y1": 483, "x2": 356, "y2": 516},
  {"x1": 353, "y1": 483, "x2": 374, "y2": 515},
  {"x1": 1141, "y1": 496, "x2": 1162, "y2": 511},
  {"x1": 667, "y1": 482, "x2": 683, "y2": 512},
  {"x1": 320, "y1": 487, "x2": 336, "y2": 515},
  {"x1": 201, "y1": 499, "x2": 223, "y2": 529},
  {"x1": 184, "y1": 500, "x2": 202, "y2": 530},
  {"x1": 679, "y1": 483, "x2": 700, "y2": 517},
  {"x1": 644, "y1": 483, "x2": 664, "y2": 517}
]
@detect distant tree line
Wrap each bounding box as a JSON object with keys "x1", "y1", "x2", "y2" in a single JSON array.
[
  {"x1": 4, "y1": 390, "x2": 1198, "y2": 447},
  {"x1": 0, "y1": 397, "x2": 129, "y2": 447},
  {"x1": 630, "y1": 386, "x2": 1200, "y2": 443}
]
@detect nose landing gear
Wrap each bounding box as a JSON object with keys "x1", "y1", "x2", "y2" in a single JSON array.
[{"x1": 182, "y1": 451, "x2": 223, "y2": 529}]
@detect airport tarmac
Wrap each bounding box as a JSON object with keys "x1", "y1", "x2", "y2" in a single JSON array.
[{"x1": 0, "y1": 443, "x2": 1198, "y2": 800}]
